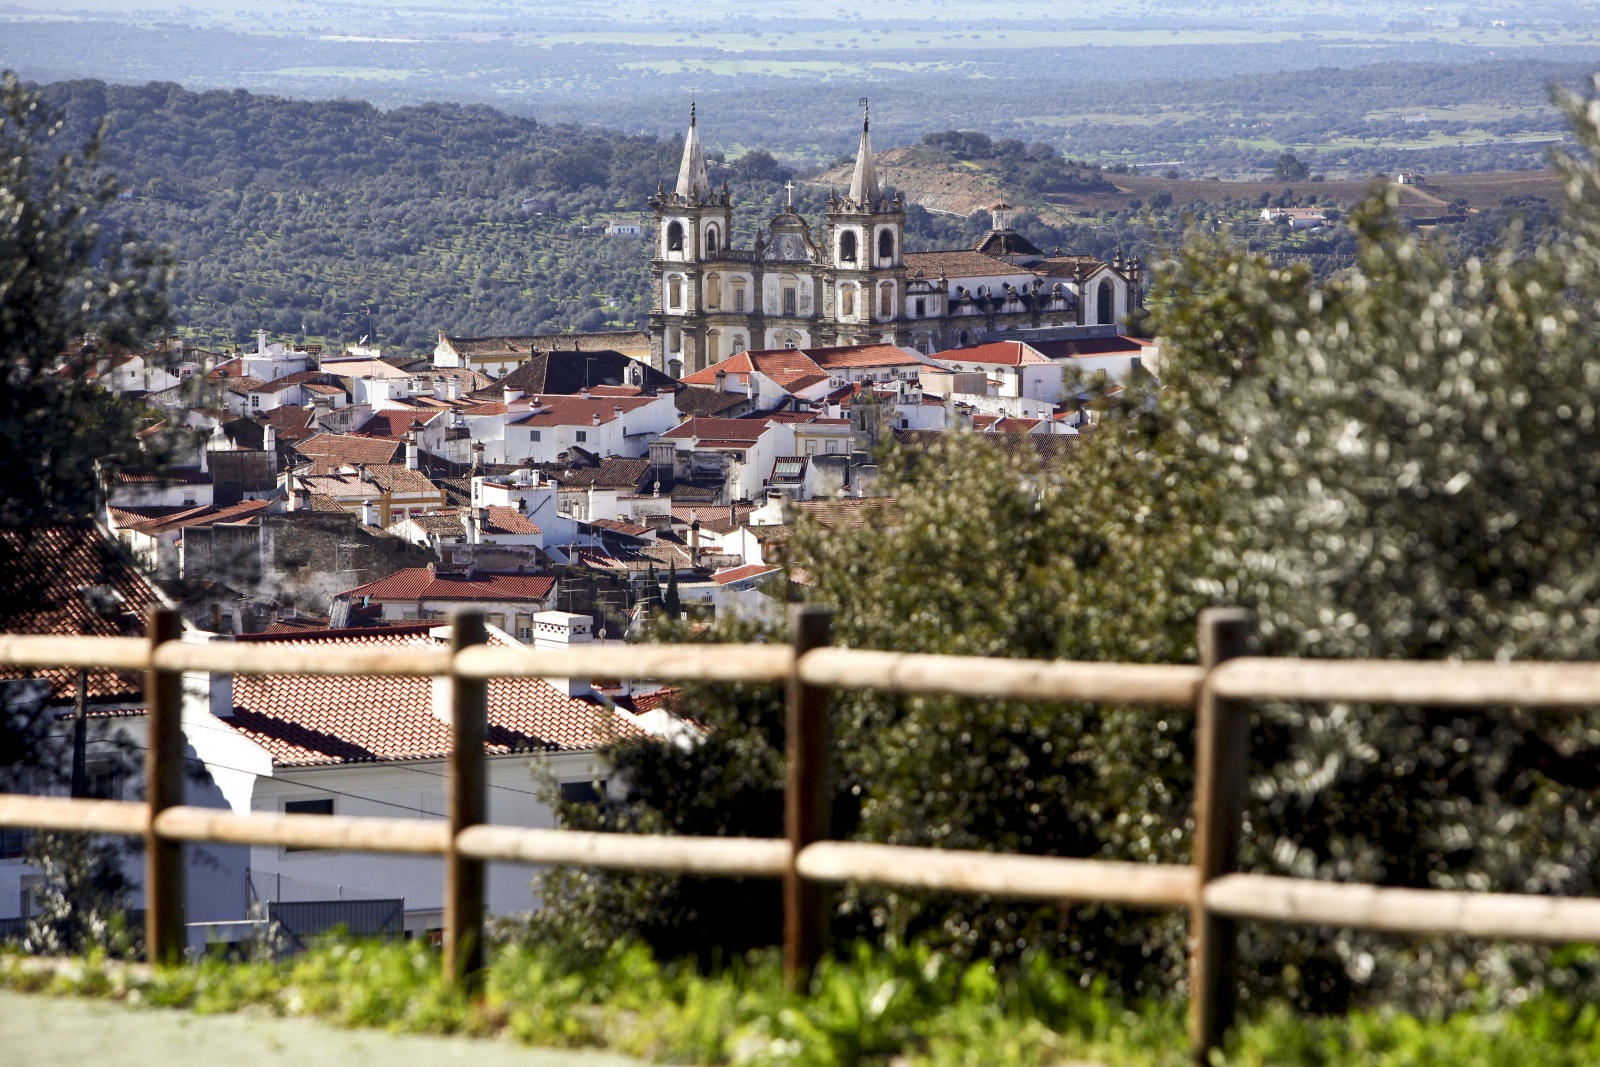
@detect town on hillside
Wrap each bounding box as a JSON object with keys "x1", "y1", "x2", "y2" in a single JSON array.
[{"x1": 0, "y1": 110, "x2": 1156, "y2": 945}]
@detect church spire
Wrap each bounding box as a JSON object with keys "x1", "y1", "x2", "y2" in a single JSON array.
[
  {"x1": 675, "y1": 101, "x2": 711, "y2": 201},
  {"x1": 848, "y1": 97, "x2": 879, "y2": 208}
]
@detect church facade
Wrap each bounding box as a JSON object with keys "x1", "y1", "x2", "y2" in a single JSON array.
[{"x1": 647, "y1": 106, "x2": 1142, "y2": 377}]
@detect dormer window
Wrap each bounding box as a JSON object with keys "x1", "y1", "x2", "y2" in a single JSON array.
[{"x1": 839, "y1": 231, "x2": 857, "y2": 263}]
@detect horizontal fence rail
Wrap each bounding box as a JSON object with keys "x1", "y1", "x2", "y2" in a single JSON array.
[{"x1": 3, "y1": 608, "x2": 1600, "y2": 1064}]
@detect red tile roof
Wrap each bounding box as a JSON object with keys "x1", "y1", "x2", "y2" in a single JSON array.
[
  {"x1": 803, "y1": 343, "x2": 927, "y2": 369},
  {"x1": 712, "y1": 563, "x2": 780, "y2": 585},
  {"x1": 483, "y1": 505, "x2": 541, "y2": 536},
  {"x1": 509, "y1": 395, "x2": 658, "y2": 428},
  {"x1": 679, "y1": 350, "x2": 824, "y2": 388},
  {"x1": 0, "y1": 522, "x2": 165, "y2": 704},
  {"x1": 941, "y1": 340, "x2": 1054, "y2": 366},
  {"x1": 658, "y1": 417, "x2": 774, "y2": 444},
  {"x1": 903, "y1": 249, "x2": 1017, "y2": 279},
  {"x1": 339, "y1": 567, "x2": 556, "y2": 603},
  {"x1": 226, "y1": 628, "x2": 639, "y2": 765},
  {"x1": 293, "y1": 432, "x2": 401, "y2": 471},
  {"x1": 353, "y1": 409, "x2": 445, "y2": 440}
]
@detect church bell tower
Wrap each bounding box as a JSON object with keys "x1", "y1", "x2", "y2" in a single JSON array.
[
  {"x1": 821, "y1": 99, "x2": 906, "y2": 347},
  {"x1": 648, "y1": 104, "x2": 735, "y2": 376}
]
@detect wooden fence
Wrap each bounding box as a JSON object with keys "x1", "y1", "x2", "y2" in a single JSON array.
[{"x1": 3, "y1": 605, "x2": 1600, "y2": 1063}]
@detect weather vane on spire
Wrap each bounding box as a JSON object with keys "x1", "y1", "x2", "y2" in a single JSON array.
[{"x1": 859, "y1": 96, "x2": 869, "y2": 131}]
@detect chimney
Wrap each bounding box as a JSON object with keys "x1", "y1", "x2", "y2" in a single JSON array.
[
  {"x1": 293, "y1": 487, "x2": 311, "y2": 512},
  {"x1": 471, "y1": 441, "x2": 485, "y2": 472},
  {"x1": 405, "y1": 435, "x2": 419, "y2": 470},
  {"x1": 580, "y1": 386, "x2": 591, "y2": 399},
  {"x1": 614, "y1": 404, "x2": 624, "y2": 421},
  {"x1": 477, "y1": 506, "x2": 491, "y2": 537},
  {"x1": 263, "y1": 423, "x2": 276, "y2": 457},
  {"x1": 591, "y1": 412, "x2": 602, "y2": 427},
  {"x1": 715, "y1": 368, "x2": 727, "y2": 392},
  {"x1": 532, "y1": 610, "x2": 594, "y2": 696},
  {"x1": 361, "y1": 499, "x2": 376, "y2": 527},
  {"x1": 504, "y1": 387, "x2": 524, "y2": 403},
  {"x1": 180, "y1": 631, "x2": 235, "y2": 720},
  {"x1": 690, "y1": 518, "x2": 701, "y2": 559},
  {"x1": 446, "y1": 377, "x2": 461, "y2": 401}
]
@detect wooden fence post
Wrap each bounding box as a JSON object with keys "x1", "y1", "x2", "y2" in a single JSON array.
[
  {"x1": 144, "y1": 607, "x2": 186, "y2": 964},
  {"x1": 784, "y1": 604, "x2": 833, "y2": 992},
  {"x1": 1189, "y1": 607, "x2": 1254, "y2": 1063},
  {"x1": 444, "y1": 611, "x2": 488, "y2": 989}
]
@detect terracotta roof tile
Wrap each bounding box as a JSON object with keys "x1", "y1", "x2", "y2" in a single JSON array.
[
  {"x1": 226, "y1": 629, "x2": 638, "y2": 766},
  {"x1": 712, "y1": 563, "x2": 780, "y2": 585},
  {"x1": 940, "y1": 340, "x2": 1054, "y2": 366},
  {"x1": 339, "y1": 567, "x2": 556, "y2": 603},
  {"x1": 293, "y1": 432, "x2": 401, "y2": 471},
  {"x1": 0, "y1": 522, "x2": 165, "y2": 704}
]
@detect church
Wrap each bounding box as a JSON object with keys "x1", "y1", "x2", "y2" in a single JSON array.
[{"x1": 647, "y1": 105, "x2": 1142, "y2": 377}]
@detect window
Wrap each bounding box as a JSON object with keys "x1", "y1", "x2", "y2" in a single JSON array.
[
  {"x1": 250, "y1": 394, "x2": 260, "y2": 408},
  {"x1": 704, "y1": 225, "x2": 718, "y2": 255},
  {"x1": 1097, "y1": 278, "x2": 1115, "y2": 325},
  {"x1": 841, "y1": 285, "x2": 855, "y2": 317},
  {"x1": 515, "y1": 613, "x2": 534, "y2": 641},
  {"x1": 487, "y1": 612, "x2": 507, "y2": 631},
  {"x1": 839, "y1": 230, "x2": 857, "y2": 263},
  {"x1": 1131, "y1": 356, "x2": 1143, "y2": 374},
  {"x1": 783, "y1": 287, "x2": 797, "y2": 317},
  {"x1": 783, "y1": 336, "x2": 798, "y2": 350},
  {"x1": 666, "y1": 220, "x2": 684, "y2": 252},
  {"x1": 530, "y1": 430, "x2": 541, "y2": 442},
  {"x1": 901, "y1": 418, "x2": 910, "y2": 429},
  {"x1": 878, "y1": 229, "x2": 894, "y2": 261},
  {"x1": 705, "y1": 273, "x2": 720, "y2": 308},
  {"x1": 575, "y1": 430, "x2": 587, "y2": 442},
  {"x1": 85, "y1": 759, "x2": 122, "y2": 801},
  {"x1": 880, "y1": 282, "x2": 893, "y2": 318},
  {"x1": 825, "y1": 441, "x2": 839, "y2": 454},
  {"x1": 284, "y1": 797, "x2": 333, "y2": 852},
  {"x1": 733, "y1": 287, "x2": 746, "y2": 312},
  {"x1": 706, "y1": 330, "x2": 720, "y2": 363},
  {"x1": 804, "y1": 440, "x2": 818, "y2": 455},
  {"x1": 669, "y1": 326, "x2": 682, "y2": 353},
  {"x1": 559, "y1": 781, "x2": 606, "y2": 804},
  {"x1": 668, "y1": 275, "x2": 683, "y2": 309},
  {"x1": 915, "y1": 297, "x2": 926, "y2": 317}
]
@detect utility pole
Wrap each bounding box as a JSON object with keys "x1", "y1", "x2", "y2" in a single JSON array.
[{"x1": 69, "y1": 669, "x2": 88, "y2": 798}]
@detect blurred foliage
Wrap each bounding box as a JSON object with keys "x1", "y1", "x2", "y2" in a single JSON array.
[
  {"x1": 0, "y1": 72, "x2": 172, "y2": 531},
  {"x1": 535, "y1": 74, "x2": 1600, "y2": 1018},
  {"x1": 6, "y1": 937, "x2": 1600, "y2": 1066}
]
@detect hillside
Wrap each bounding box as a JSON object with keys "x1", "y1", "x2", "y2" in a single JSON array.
[
  {"x1": 817, "y1": 142, "x2": 1565, "y2": 221},
  {"x1": 30, "y1": 80, "x2": 1569, "y2": 356}
]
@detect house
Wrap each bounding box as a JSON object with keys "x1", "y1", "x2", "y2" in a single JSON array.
[
  {"x1": 929, "y1": 340, "x2": 1064, "y2": 403},
  {"x1": 604, "y1": 222, "x2": 643, "y2": 237},
  {"x1": 103, "y1": 466, "x2": 214, "y2": 510},
  {"x1": 291, "y1": 463, "x2": 445, "y2": 527},
  {"x1": 179, "y1": 509, "x2": 434, "y2": 625},
  {"x1": 108, "y1": 499, "x2": 274, "y2": 580},
  {"x1": 650, "y1": 417, "x2": 797, "y2": 502},
  {"x1": 0, "y1": 522, "x2": 247, "y2": 935},
  {"x1": 710, "y1": 563, "x2": 784, "y2": 622},
  {"x1": 1029, "y1": 335, "x2": 1160, "y2": 384},
  {"x1": 172, "y1": 618, "x2": 664, "y2": 940},
  {"x1": 494, "y1": 392, "x2": 681, "y2": 466},
  {"x1": 331, "y1": 565, "x2": 558, "y2": 637},
  {"x1": 1260, "y1": 207, "x2": 1329, "y2": 230},
  {"x1": 436, "y1": 332, "x2": 654, "y2": 379}
]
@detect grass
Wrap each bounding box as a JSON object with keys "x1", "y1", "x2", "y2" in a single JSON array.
[{"x1": 5, "y1": 939, "x2": 1600, "y2": 1066}]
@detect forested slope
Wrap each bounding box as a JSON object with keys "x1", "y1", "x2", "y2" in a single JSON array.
[{"x1": 39, "y1": 79, "x2": 1559, "y2": 355}]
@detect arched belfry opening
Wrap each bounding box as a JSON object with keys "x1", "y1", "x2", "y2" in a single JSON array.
[
  {"x1": 878, "y1": 229, "x2": 894, "y2": 262},
  {"x1": 667, "y1": 221, "x2": 684, "y2": 252},
  {"x1": 840, "y1": 230, "x2": 857, "y2": 263}
]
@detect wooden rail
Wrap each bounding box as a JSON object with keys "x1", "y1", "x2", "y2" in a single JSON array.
[{"x1": 3, "y1": 607, "x2": 1600, "y2": 1063}]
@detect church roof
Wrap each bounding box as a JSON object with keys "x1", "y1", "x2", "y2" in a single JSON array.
[
  {"x1": 676, "y1": 103, "x2": 712, "y2": 202},
  {"x1": 973, "y1": 229, "x2": 1044, "y2": 258},
  {"x1": 441, "y1": 330, "x2": 651, "y2": 360},
  {"x1": 903, "y1": 249, "x2": 1023, "y2": 280}
]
